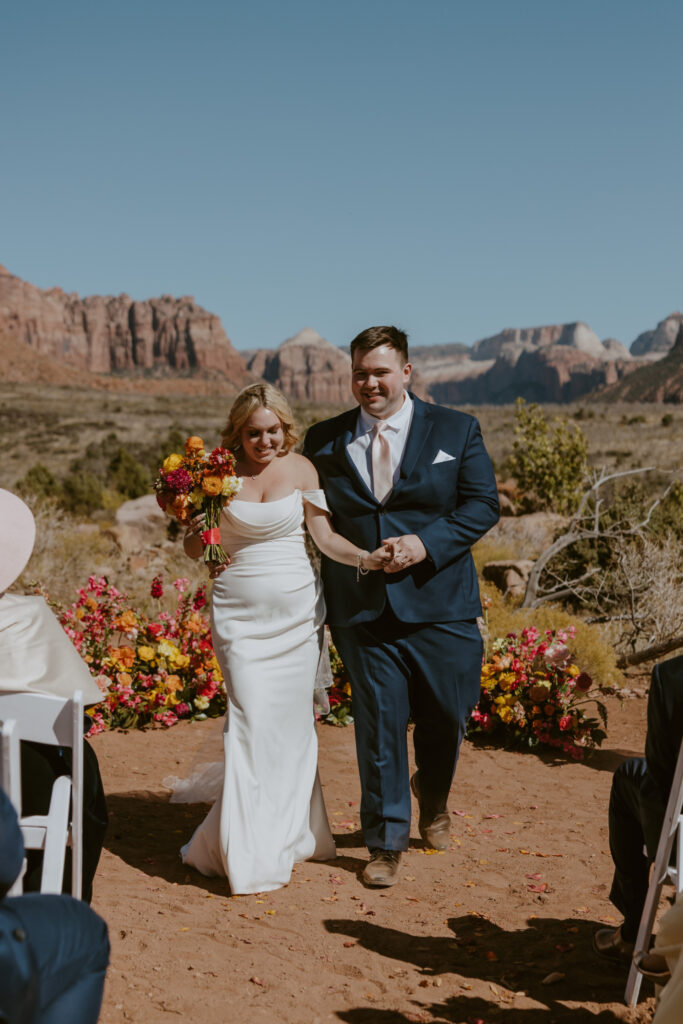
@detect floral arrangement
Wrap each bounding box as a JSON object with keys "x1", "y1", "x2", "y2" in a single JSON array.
[
  {"x1": 468, "y1": 625, "x2": 607, "y2": 759},
  {"x1": 321, "y1": 639, "x2": 354, "y2": 726},
  {"x1": 154, "y1": 435, "x2": 242, "y2": 565},
  {"x1": 56, "y1": 575, "x2": 226, "y2": 733}
]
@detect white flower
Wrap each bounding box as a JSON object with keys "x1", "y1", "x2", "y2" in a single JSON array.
[{"x1": 194, "y1": 695, "x2": 210, "y2": 710}]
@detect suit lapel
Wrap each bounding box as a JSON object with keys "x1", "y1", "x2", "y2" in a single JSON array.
[
  {"x1": 390, "y1": 395, "x2": 434, "y2": 497},
  {"x1": 332, "y1": 409, "x2": 379, "y2": 505}
]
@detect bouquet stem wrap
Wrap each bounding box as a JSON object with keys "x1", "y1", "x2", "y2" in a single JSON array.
[{"x1": 202, "y1": 498, "x2": 228, "y2": 566}]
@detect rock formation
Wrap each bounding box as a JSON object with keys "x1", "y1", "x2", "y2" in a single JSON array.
[
  {"x1": 598, "y1": 324, "x2": 683, "y2": 403},
  {"x1": 0, "y1": 265, "x2": 250, "y2": 384},
  {"x1": 630, "y1": 313, "x2": 683, "y2": 358},
  {"x1": 246, "y1": 328, "x2": 353, "y2": 403}
]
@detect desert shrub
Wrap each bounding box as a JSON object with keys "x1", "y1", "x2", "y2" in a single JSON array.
[
  {"x1": 510, "y1": 399, "x2": 589, "y2": 514},
  {"x1": 107, "y1": 446, "x2": 150, "y2": 499},
  {"x1": 60, "y1": 470, "x2": 104, "y2": 514},
  {"x1": 471, "y1": 535, "x2": 519, "y2": 576},
  {"x1": 662, "y1": 413, "x2": 674, "y2": 427},
  {"x1": 17, "y1": 463, "x2": 61, "y2": 500}
]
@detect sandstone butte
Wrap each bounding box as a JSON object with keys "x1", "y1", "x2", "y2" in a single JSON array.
[{"x1": 0, "y1": 264, "x2": 250, "y2": 387}]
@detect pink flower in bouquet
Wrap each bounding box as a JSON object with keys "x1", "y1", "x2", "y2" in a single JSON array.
[
  {"x1": 164, "y1": 468, "x2": 194, "y2": 493},
  {"x1": 575, "y1": 672, "x2": 593, "y2": 692},
  {"x1": 173, "y1": 577, "x2": 190, "y2": 595},
  {"x1": 147, "y1": 622, "x2": 163, "y2": 637},
  {"x1": 544, "y1": 643, "x2": 571, "y2": 667},
  {"x1": 175, "y1": 702, "x2": 191, "y2": 717},
  {"x1": 150, "y1": 576, "x2": 164, "y2": 599},
  {"x1": 559, "y1": 715, "x2": 573, "y2": 731}
]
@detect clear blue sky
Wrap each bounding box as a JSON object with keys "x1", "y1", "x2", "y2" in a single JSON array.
[{"x1": 2, "y1": 1, "x2": 682, "y2": 351}]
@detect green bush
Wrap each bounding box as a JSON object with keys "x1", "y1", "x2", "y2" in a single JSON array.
[
  {"x1": 17, "y1": 463, "x2": 61, "y2": 500},
  {"x1": 108, "y1": 447, "x2": 150, "y2": 499},
  {"x1": 60, "y1": 470, "x2": 105, "y2": 515},
  {"x1": 510, "y1": 399, "x2": 589, "y2": 514}
]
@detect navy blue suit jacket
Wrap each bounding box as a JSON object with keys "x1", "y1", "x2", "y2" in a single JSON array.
[{"x1": 303, "y1": 394, "x2": 500, "y2": 627}]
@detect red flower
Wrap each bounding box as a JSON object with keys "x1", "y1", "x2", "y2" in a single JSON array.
[
  {"x1": 559, "y1": 715, "x2": 573, "y2": 731},
  {"x1": 151, "y1": 576, "x2": 164, "y2": 599},
  {"x1": 575, "y1": 672, "x2": 593, "y2": 692},
  {"x1": 147, "y1": 623, "x2": 163, "y2": 636}
]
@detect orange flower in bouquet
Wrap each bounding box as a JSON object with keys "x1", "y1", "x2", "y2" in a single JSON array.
[{"x1": 154, "y1": 435, "x2": 242, "y2": 565}]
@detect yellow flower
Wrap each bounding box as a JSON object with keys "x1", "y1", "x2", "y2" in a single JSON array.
[
  {"x1": 222, "y1": 476, "x2": 242, "y2": 497},
  {"x1": 162, "y1": 453, "x2": 184, "y2": 473},
  {"x1": 171, "y1": 652, "x2": 190, "y2": 670},
  {"x1": 194, "y1": 695, "x2": 210, "y2": 710},
  {"x1": 190, "y1": 486, "x2": 204, "y2": 506},
  {"x1": 498, "y1": 706, "x2": 512, "y2": 723},
  {"x1": 201, "y1": 475, "x2": 223, "y2": 496},
  {"x1": 157, "y1": 638, "x2": 179, "y2": 660},
  {"x1": 566, "y1": 664, "x2": 580, "y2": 677},
  {"x1": 165, "y1": 692, "x2": 180, "y2": 707},
  {"x1": 137, "y1": 645, "x2": 156, "y2": 662}
]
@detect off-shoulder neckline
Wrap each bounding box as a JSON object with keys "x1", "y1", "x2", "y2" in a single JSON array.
[{"x1": 230, "y1": 487, "x2": 323, "y2": 506}]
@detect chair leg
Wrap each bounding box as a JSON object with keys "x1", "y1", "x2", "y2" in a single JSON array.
[{"x1": 40, "y1": 776, "x2": 72, "y2": 894}]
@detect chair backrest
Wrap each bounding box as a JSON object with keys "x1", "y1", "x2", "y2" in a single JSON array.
[{"x1": 0, "y1": 690, "x2": 84, "y2": 898}]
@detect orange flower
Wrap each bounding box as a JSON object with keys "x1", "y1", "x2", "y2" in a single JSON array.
[
  {"x1": 165, "y1": 674, "x2": 183, "y2": 693},
  {"x1": 116, "y1": 671, "x2": 133, "y2": 686},
  {"x1": 85, "y1": 597, "x2": 98, "y2": 611},
  {"x1": 185, "y1": 436, "x2": 205, "y2": 456},
  {"x1": 170, "y1": 494, "x2": 192, "y2": 523},
  {"x1": 186, "y1": 613, "x2": 203, "y2": 634},
  {"x1": 109, "y1": 645, "x2": 136, "y2": 669},
  {"x1": 201, "y1": 475, "x2": 223, "y2": 496},
  {"x1": 113, "y1": 610, "x2": 138, "y2": 632}
]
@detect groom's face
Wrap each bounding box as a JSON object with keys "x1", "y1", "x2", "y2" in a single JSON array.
[{"x1": 351, "y1": 345, "x2": 412, "y2": 420}]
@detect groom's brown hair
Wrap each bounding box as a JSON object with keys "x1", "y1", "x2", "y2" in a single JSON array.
[{"x1": 350, "y1": 325, "x2": 409, "y2": 365}]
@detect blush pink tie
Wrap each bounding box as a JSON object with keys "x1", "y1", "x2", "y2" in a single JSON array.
[{"x1": 371, "y1": 422, "x2": 393, "y2": 503}]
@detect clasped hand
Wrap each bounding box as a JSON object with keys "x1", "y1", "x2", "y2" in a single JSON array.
[{"x1": 381, "y1": 534, "x2": 427, "y2": 573}]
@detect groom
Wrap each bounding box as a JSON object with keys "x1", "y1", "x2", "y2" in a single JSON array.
[{"x1": 304, "y1": 326, "x2": 499, "y2": 886}]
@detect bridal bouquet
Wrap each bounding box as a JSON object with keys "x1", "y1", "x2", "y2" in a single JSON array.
[{"x1": 154, "y1": 435, "x2": 242, "y2": 565}]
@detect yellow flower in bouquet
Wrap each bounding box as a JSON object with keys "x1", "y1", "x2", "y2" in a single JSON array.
[
  {"x1": 162, "y1": 453, "x2": 184, "y2": 473},
  {"x1": 201, "y1": 475, "x2": 223, "y2": 496},
  {"x1": 137, "y1": 645, "x2": 156, "y2": 662}
]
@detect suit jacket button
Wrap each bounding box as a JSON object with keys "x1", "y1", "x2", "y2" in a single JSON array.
[{"x1": 13, "y1": 927, "x2": 26, "y2": 941}]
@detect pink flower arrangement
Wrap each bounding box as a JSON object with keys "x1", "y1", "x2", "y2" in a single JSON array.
[
  {"x1": 468, "y1": 627, "x2": 607, "y2": 760},
  {"x1": 53, "y1": 575, "x2": 226, "y2": 733}
]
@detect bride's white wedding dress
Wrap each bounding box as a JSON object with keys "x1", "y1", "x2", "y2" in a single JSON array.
[{"x1": 174, "y1": 488, "x2": 336, "y2": 894}]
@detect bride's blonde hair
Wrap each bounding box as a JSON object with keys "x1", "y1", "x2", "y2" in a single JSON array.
[{"x1": 221, "y1": 383, "x2": 298, "y2": 456}]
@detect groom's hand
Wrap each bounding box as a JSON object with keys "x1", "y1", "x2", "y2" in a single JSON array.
[{"x1": 382, "y1": 535, "x2": 427, "y2": 573}]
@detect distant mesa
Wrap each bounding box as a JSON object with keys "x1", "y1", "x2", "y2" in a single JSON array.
[
  {"x1": 1, "y1": 264, "x2": 680, "y2": 404},
  {"x1": 0, "y1": 264, "x2": 250, "y2": 387},
  {"x1": 630, "y1": 312, "x2": 683, "y2": 359},
  {"x1": 598, "y1": 323, "x2": 683, "y2": 403},
  {"x1": 246, "y1": 328, "x2": 352, "y2": 403}
]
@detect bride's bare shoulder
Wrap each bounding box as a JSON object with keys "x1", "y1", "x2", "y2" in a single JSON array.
[{"x1": 282, "y1": 451, "x2": 319, "y2": 489}]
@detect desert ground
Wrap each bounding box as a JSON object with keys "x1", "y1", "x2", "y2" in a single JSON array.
[{"x1": 92, "y1": 675, "x2": 660, "y2": 1024}]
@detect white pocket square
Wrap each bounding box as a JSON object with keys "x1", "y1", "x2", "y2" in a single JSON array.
[{"x1": 432, "y1": 449, "x2": 456, "y2": 464}]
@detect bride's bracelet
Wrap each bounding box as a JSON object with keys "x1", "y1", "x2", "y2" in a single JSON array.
[{"x1": 356, "y1": 550, "x2": 370, "y2": 583}]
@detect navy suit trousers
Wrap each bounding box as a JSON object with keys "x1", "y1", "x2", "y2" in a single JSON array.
[{"x1": 332, "y1": 607, "x2": 482, "y2": 851}]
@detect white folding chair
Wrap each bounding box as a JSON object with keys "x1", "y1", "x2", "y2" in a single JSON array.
[
  {"x1": 0, "y1": 690, "x2": 84, "y2": 900},
  {"x1": 625, "y1": 736, "x2": 683, "y2": 1006}
]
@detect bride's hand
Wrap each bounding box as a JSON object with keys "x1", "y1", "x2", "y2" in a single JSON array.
[
  {"x1": 184, "y1": 512, "x2": 206, "y2": 538},
  {"x1": 363, "y1": 544, "x2": 394, "y2": 571},
  {"x1": 208, "y1": 558, "x2": 230, "y2": 579}
]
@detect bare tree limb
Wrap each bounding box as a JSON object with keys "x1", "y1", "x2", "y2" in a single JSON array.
[{"x1": 617, "y1": 634, "x2": 683, "y2": 669}]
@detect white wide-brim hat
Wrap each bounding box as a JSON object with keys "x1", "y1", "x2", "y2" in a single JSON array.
[{"x1": 0, "y1": 490, "x2": 36, "y2": 592}]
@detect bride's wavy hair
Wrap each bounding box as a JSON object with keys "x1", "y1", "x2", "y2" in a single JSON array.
[{"x1": 221, "y1": 383, "x2": 298, "y2": 456}]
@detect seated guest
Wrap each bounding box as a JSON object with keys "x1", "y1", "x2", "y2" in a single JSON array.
[
  {"x1": 0, "y1": 489, "x2": 107, "y2": 903},
  {"x1": 594, "y1": 653, "x2": 683, "y2": 971},
  {"x1": 0, "y1": 786, "x2": 109, "y2": 1024}
]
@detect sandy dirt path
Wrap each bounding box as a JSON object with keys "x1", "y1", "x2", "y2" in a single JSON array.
[{"x1": 92, "y1": 684, "x2": 658, "y2": 1023}]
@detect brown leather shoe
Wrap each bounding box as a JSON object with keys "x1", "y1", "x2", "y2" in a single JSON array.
[
  {"x1": 592, "y1": 926, "x2": 634, "y2": 965},
  {"x1": 362, "y1": 849, "x2": 401, "y2": 887},
  {"x1": 411, "y1": 773, "x2": 451, "y2": 851}
]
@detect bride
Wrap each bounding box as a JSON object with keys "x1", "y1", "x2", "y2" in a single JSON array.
[{"x1": 177, "y1": 383, "x2": 391, "y2": 894}]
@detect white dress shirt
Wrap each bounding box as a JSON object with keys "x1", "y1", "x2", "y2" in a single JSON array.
[{"x1": 347, "y1": 392, "x2": 414, "y2": 497}]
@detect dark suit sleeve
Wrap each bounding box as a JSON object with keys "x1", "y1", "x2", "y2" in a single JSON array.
[
  {"x1": 640, "y1": 658, "x2": 683, "y2": 856},
  {"x1": 416, "y1": 417, "x2": 500, "y2": 572},
  {"x1": 0, "y1": 788, "x2": 24, "y2": 898}
]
